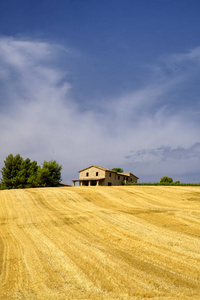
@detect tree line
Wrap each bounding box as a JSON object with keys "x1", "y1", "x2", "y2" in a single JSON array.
[
  {"x1": 125, "y1": 176, "x2": 200, "y2": 186},
  {"x1": 0, "y1": 154, "x2": 62, "y2": 190}
]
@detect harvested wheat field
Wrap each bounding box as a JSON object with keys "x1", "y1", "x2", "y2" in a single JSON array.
[{"x1": 0, "y1": 186, "x2": 200, "y2": 299}]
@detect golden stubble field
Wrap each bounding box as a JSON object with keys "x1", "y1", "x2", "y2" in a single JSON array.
[{"x1": 0, "y1": 186, "x2": 200, "y2": 299}]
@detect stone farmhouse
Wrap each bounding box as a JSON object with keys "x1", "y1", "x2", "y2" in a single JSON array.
[{"x1": 72, "y1": 165, "x2": 139, "y2": 186}]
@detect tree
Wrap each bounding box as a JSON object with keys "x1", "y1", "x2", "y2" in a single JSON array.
[
  {"x1": 111, "y1": 168, "x2": 124, "y2": 173},
  {"x1": 0, "y1": 154, "x2": 62, "y2": 189},
  {"x1": 1, "y1": 154, "x2": 23, "y2": 189},
  {"x1": 36, "y1": 160, "x2": 62, "y2": 187},
  {"x1": 17, "y1": 158, "x2": 39, "y2": 188},
  {"x1": 1, "y1": 154, "x2": 39, "y2": 189},
  {"x1": 175, "y1": 181, "x2": 180, "y2": 185},
  {"x1": 160, "y1": 176, "x2": 173, "y2": 184},
  {"x1": 25, "y1": 160, "x2": 39, "y2": 187}
]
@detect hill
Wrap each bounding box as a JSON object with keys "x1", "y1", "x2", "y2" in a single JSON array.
[{"x1": 0, "y1": 186, "x2": 200, "y2": 299}]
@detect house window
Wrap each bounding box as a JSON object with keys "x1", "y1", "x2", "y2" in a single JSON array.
[
  {"x1": 118, "y1": 175, "x2": 120, "y2": 180},
  {"x1": 109, "y1": 173, "x2": 111, "y2": 177},
  {"x1": 96, "y1": 172, "x2": 98, "y2": 176},
  {"x1": 86, "y1": 172, "x2": 89, "y2": 177},
  {"x1": 130, "y1": 178, "x2": 132, "y2": 182}
]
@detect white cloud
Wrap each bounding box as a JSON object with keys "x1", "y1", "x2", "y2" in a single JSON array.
[
  {"x1": 0, "y1": 37, "x2": 200, "y2": 183},
  {"x1": 167, "y1": 46, "x2": 200, "y2": 63}
]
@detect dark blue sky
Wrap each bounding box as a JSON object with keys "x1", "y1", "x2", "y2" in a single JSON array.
[
  {"x1": 0, "y1": 0, "x2": 200, "y2": 182},
  {"x1": 1, "y1": 0, "x2": 200, "y2": 101}
]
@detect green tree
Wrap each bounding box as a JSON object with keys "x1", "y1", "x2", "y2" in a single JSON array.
[
  {"x1": 175, "y1": 181, "x2": 180, "y2": 185},
  {"x1": 111, "y1": 168, "x2": 124, "y2": 173},
  {"x1": 1, "y1": 154, "x2": 39, "y2": 189},
  {"x1": 1, "y1": 155, "x2": 62, "y2": 189},
  {"x1": 160, "y1": 176, "x2": 173, "y2": 184},
  {"x1": 36, "y1": 160, "x2": 62, "y2": 187},
  {"x1": 16, "y1": 158, "x2": 39, "y2": 188},
  {"x1": 1, "y1": 154, "x2": 23, "y2": 189},
  {"x1": 24, "y1": 160, "x2": 39, "y2": 187}
]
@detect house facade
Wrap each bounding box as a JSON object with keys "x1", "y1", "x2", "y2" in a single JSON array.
[{"x1": 72, "y1": 165, "x2": 139, "y2": 186}]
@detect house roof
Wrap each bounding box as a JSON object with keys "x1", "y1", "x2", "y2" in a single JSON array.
[
  {"x1": 121, "y1": 172, "x2": 139, "y2": 179},
  {"x1": 78, "y1": 165, "x2": 139, "y2": 179},
  {"x1": 78, "y1": 165, "x2": 116, "y2": 173}
]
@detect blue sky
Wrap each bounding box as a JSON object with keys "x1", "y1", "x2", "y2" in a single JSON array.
[{"x1": 0, "y1": 0, "x2": 200, "y2": 183}]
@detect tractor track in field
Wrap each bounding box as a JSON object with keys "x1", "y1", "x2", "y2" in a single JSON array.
[{"x1": 0, "y1": 186, "x2": 200, "y2": 299}]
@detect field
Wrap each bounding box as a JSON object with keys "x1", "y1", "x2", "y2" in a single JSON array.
[{"x1": 0, "y1": 186, "x2": 200, "y2": 299}]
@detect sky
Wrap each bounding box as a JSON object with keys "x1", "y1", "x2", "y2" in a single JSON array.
[{"x1": 0, "y1": 0, "x2": 200, "y2": 184}]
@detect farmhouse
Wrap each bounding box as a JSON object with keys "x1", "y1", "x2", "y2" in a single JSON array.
[{"x1": 72, "y1": 165, "x2": 139, "y2": 186}]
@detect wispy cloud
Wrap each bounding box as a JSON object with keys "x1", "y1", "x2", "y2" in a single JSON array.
[
  {"x1": 0, "y1": 37, "x2": 200, "y2": 183},
  {"x1": 166, "y1": 46, "x2": 200, "y2": 64}
]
